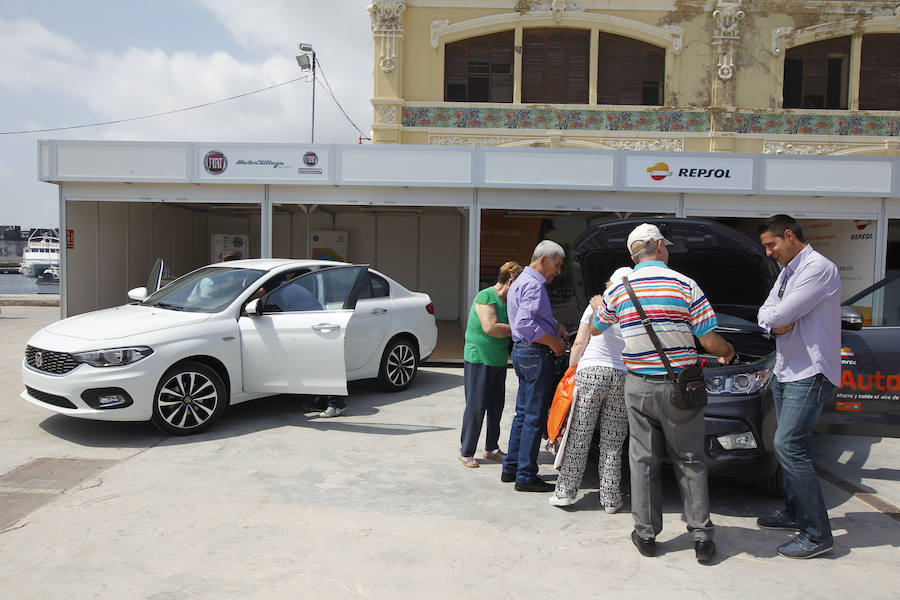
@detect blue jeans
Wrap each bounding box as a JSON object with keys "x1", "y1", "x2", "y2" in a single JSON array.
[
  {"x1": 503, "y1": 343, "x2": 556, "y2": 483},
  {"x1": 772, "y1": 374, "x2": 836, "y2": 544}
]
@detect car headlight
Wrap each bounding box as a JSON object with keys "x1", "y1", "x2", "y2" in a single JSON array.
[
  {"x1": 706, "y1": 368, "x2": 771, "y2": 395},
  {"x1": 71, "y1": 347, "x2": 153, "y2": 367}
]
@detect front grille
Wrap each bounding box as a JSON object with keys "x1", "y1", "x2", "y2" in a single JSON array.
[
  {"x1": 26, "y1": 386, "x2": 77, "y2": 409},
  {"x1": 25, "y1": 345, "x2": 79, "y2": 374}
]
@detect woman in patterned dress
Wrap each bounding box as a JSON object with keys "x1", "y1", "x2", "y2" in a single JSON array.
[{"x1": 549, "y1": 267, "x2": 632, "y2": 512}]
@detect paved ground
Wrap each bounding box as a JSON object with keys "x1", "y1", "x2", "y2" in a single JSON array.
[{"x1": 1, "y1": 306, "x2": 898, "y2": 599}]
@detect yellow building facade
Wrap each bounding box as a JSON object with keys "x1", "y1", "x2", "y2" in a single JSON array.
[{"x1": 368, "y1": 0, "x2": 900, "y2": 156}]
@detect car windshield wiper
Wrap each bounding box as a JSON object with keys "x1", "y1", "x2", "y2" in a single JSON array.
[{"x1": 154, "y1": 301, "x2": 184, "y2": 311}]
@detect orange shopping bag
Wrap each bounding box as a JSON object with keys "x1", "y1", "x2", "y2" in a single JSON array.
[{"x1": 547, "y1": 365, "x2": 577, "y2": 443}]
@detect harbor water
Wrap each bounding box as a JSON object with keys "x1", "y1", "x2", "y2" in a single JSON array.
[{"x1": 0, "y1": 273, "x2": 59, "y2": 294}]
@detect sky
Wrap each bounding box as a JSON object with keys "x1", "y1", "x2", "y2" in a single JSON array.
[{"x1": 0, "y1": 0, "x2": 374, "y2": 228}]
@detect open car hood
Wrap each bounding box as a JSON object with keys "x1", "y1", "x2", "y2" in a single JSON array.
[{"x1": 571, "y1": 217, "x2": 780, "y2": 322}]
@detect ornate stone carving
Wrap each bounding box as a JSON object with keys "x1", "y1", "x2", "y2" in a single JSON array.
[
  {"x1": 712, "y1": 0, "x2": 744, "y2": 81},
  {"x1": 515, "y1": 0, "x2": 584, "y2": 21},
  {"x1": 601, "y1": 138, "x2": 685, "y2": 152},
  {"x1": 661, "y1": 25, "x2": 683, "y2": 55},
  {"x1": 375, "y1": 104, "x2": 399, "y2": 124},
  {"x1": 430, "y1": 20, "x2": 450, "y2": 49},
  {"x1": 771, "y1": 26, "x2": 794, "y2": 56},
  {"x1": 368, "y1": 1, "x2": 406, "y2": 73},
  {"x1": 764, "y1": 141, "x2": 851, "y2": 156},
  {"x1": 429, "y1": 134, "x2": 517, "y2": 146}
]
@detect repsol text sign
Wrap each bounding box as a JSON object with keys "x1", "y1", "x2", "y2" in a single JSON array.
[{"x1": 624, "y1": 155, "x2": 754, "y2": 191}]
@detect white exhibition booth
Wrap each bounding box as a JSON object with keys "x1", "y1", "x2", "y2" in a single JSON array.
[{"x1": 38, "y1": 140, "x2": 900, "y2": 324}]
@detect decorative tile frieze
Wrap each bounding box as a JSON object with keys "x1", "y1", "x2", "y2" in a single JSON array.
[
  {"x1": 402, "y1": 106, "x2": 710, "y2": 133},
  {"x1": 736, "y1": 113, "x2": 900, "y2": 136}
]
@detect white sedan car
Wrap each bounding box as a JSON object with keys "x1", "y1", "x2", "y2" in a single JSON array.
[{"x1": 22, "y1": 259, "x2": 437, "y2": 435}]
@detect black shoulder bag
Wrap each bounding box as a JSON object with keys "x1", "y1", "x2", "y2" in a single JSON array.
[{"x1": 622, "y1": 278, "x2": 708, "y2": 411}]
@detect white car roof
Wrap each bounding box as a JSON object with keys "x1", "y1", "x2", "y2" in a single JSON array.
[{"x1": 205, "y1": 258, "x2": 349, "y2": 271}]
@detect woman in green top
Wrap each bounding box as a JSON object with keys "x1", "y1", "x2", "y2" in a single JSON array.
[{"x1": 459, "y1": 261, "x2": 523, "y2": 468}]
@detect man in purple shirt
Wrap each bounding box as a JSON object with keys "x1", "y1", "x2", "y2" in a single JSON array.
[
  {"x1": 502, "y1": 240, "x2": 569, "y2": 492},
  {"x1": 757, "y1": 214, "x2": 841, "y2": 559}
]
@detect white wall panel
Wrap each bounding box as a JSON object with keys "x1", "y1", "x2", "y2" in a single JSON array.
[
  {"x1": 419, "y1": 213, "x2": 461, "y2": 320},
  {"x1": 764, "y1": 158, "x2": 892, "y2": 195},
  {"x1": 98, "y1": 203, "x2": 128, "y2": 309},
  {"x1": 483, "y1": 151, "x2": 614, "y2": 188},
  {"x1": 55, "y1": 143, "x2": 188, "y2": 180},
  {"x1": 65, "y1": 202, "x2": 98, "y2": 316},
  {"x1": 376, "y1": 216, "x2": 419, "y2": 291},
  {"x1": 477, "y1": 189, "x2": 678, "y2": 213},
  {"x1": 684, "y1": 195, "x2": 882, "y2": 219},
  {"x1": 339, "y1": 148, "x2": 472, "y2": 185}
]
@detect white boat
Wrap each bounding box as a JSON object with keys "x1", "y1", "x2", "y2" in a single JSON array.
[{"x1": 19, "y1": 229, "x2": 60, "y2": 277}]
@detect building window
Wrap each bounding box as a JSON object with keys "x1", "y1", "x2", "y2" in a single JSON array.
[
  {"x1": 597, "y1": 32, "x2": 665, "y2": 105},
  {"x1": 783, "y1": 37, "x2": 850, "y2": 109},
  {"x1": 522, "y1": 28, "x2": 589, "y2": 104},
  {"x1": 445, "y1": 31, "x2": 514, "y2": 102},
  {"x1": 860, "y1": 34, "x2": 900, "y2": 110}
]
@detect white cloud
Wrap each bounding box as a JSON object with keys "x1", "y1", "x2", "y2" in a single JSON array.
[{"x1": 0, "y1": 3, "x2": 376, "y2": 226}]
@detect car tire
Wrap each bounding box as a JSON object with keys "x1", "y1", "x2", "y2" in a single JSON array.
[
  {"x1": 151, "y1": 361, "x2": 226, "y2": 435},
  {"x1": 757, "y1": 465, "x2": 785, "y2": 497},
  {"x1": 377, "y1": 337, "x2": 419, "y2": 392}
]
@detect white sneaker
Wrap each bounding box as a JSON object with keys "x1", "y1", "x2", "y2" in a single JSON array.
[
  {"x1": 603, "y1": 501, "x2": 623, "y2": 514},
  {"x1": 549, "y1": 495, "x2": 575, "y2": 507},
  {"x1": 319, "y1": 406, "x2": 345, "y2": 418}
]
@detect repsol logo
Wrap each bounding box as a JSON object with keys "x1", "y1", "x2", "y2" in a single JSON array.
[{"x1": 677, "y1": 168, "x2": 732, "y2": 179}]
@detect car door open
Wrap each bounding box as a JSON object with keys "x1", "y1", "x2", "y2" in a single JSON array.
[{"x1": 239, "y1": 266, "x2": 367, "y2": 396}]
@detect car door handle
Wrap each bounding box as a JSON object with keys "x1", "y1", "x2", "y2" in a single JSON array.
[
  {"x1": 312, "y1": 323, "x2": 342, "y2": 332},
  {"x1": 370, "y1": 308, "x2": 387, "y2": 314}
]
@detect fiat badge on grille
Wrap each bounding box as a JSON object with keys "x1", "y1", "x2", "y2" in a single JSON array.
[{"x1": 34, "y1": 352, "x2": 43, "y2": 368}]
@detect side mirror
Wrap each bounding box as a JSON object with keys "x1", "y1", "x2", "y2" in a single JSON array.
[
  {"x1": 245, "y1": 298, "x2": 262, "y2": 316},
  {"x1": 128, "y1": 287, "x2": 148, "y2": 301},
  {"x1": 841, "y1": 306, "x2": 863, "y2": 331}
]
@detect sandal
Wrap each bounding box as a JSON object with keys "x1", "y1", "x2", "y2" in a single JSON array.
[
  {"x1": 481, "y1": 449, "x2": 505, "y2": 461},
  {"x1": 458, "y1": 455, "x2": 479, "y2": 468}
]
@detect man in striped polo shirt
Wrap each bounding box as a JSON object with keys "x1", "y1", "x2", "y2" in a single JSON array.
[{"x1": 591, "y1": 223, "x2": 734, "y2": 564}]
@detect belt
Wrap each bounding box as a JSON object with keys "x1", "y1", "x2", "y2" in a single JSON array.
[
  {"x1": 513, "y1": 341, "x2": 555, "y2": 352},
  {"x1": 629, "y1": 372, "x2": 673, "y2": 382}
]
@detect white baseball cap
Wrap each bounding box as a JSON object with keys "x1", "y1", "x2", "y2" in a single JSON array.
[{"x1": 626, "y1": 223, "x2": 673, "y2": 256}]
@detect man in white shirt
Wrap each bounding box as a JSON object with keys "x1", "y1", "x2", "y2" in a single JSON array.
[{"x1": 757, "y1": 214, "x2": 841, "y2": 559}]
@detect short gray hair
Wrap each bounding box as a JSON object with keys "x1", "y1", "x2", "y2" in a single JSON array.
[
  {"x1": 531, "y1": 240, "x2": 565, "y2": 262},
  {"x1": 631, "y1": 240, "x2": 659, "y2": 261}
]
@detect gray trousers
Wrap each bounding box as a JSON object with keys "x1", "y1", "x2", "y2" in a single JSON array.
[{"x1": 625, "y1": 372, "x2": 714, "y2": 542}]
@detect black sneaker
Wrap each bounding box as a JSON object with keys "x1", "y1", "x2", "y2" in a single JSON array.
[
  {"x1": 500, "y1": 471, "x2": 516, "y2": 483},
  {"x1": 757, "y1": 511, "x2": 799, "y2": 531},
  {"x1": 514, "y1": 477, "x2": 554, "y2": 492}
]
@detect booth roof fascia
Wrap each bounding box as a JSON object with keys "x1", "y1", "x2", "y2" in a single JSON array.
[{"x1": 38, "y1": 139, "x2": 900, "y2": 198}]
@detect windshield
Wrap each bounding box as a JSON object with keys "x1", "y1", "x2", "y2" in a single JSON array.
[{"x1": 143, "y1": 267, "x2": 265, "y2": 313}]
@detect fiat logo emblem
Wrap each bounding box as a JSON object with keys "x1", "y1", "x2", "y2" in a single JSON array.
[
  {"x1": 35, "y1": 352, "x2": 43, "y2": 368},
  {"x1": 204, "y1": 150, "x2": 228, "y2": 175},
  {"x1": 303, "y1": 152, "x2": 318, "y2": 167}
]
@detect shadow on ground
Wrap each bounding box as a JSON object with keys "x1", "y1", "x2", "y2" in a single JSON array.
[{"x1": 38, "y1": 368, "x2": 461, "y2": 448}]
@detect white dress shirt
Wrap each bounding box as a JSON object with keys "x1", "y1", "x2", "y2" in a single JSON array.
[{"x1": 758, "y1": 244, "x2": 842, "y2": 385}]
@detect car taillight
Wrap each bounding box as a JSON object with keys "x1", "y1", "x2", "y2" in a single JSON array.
[{"x1": 426, "y1": 302, "x2": 434, "y2": 315}]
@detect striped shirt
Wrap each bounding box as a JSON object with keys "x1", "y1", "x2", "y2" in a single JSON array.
[{"x1": 592, "y1": 260, "x2": 718, "y2": 375}]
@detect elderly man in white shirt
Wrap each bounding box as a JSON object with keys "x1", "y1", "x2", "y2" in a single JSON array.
[{"x1": 756, "y1": 214, "x2": 841, "y2": 560}]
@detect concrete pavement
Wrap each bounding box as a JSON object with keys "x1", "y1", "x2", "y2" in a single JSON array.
[{"x1": 0, "y1": 306, "x2": 898, "y2": 599}]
